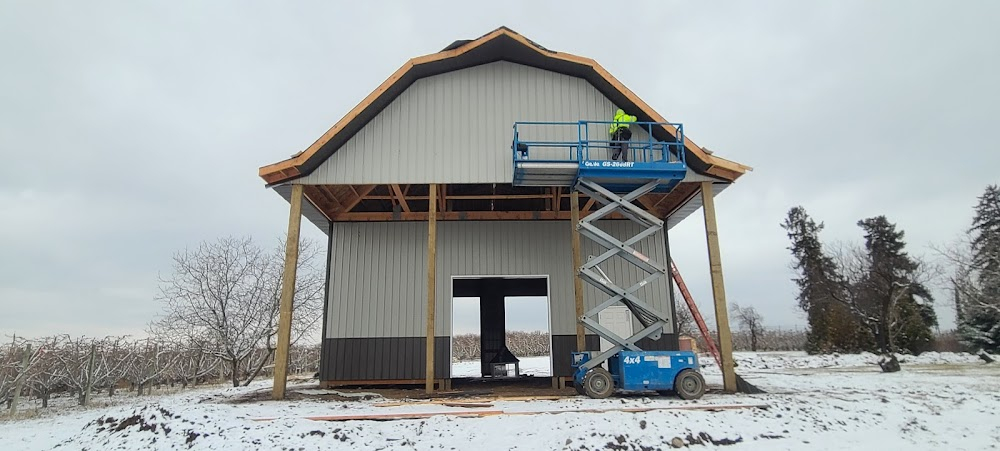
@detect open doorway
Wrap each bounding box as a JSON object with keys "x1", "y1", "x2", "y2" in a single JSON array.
[{"x1": 450, "y1": 276, "x2": 552, "y2": 379}]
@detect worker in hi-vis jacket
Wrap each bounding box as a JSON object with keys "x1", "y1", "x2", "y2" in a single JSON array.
[{"x1": 609, "y1": 108, "x2": 637, "y2": 161}]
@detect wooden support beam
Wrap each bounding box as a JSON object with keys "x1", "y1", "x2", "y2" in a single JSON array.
[
  {"x1": 650, "y1": 193, "x2": 671, "y2": 212},
  {"x1": 553, "y1": 187, "x2": 562, "y2": 213},
  {"x1": 701, "y1": 181, "x2": 736, "y2": 393},
  {"x1": 570, "y1": 191, "x2": 585, "y2": 352},
  {"x1": 362, "y1": 194, "x2": 552, "y2": 201},
  {"x1": 390, "y1": 184, "x2": 411, "y2": 212},
  {"x1": 425, "y1": 183, "x2": 438, "y2": 394},
  {"x1": 582, "y1": 198, "x2": 597, "y2": 213},
  {"x1": 329, "y1": 210, "x2": 636, "y2": 222},
  {"x1": 342, "y1": 185, "x2": 375, "y2": 212},
  {"x1": 438, "y1": 184, "x2": 447, "y2": 212},
  {"x1": 301, "y1": 187, "x2": 334, "y2": 220},
  {"x1": 321, "y1": 378, "x2": 445, "y2": 388},
  {"x1": 318, "y1": 186, "x2": 346, "y2": 211},
  {"x1": 635, "y1": 196, "x2": 658, "y2": 214},
  {"x1": 273, "y1": 184, "x2": 303, "y2": 400}
]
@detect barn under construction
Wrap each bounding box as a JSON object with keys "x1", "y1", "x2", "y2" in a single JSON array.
[{"x1": 260, "y1": 27, "x2": 751, "y2": 397}]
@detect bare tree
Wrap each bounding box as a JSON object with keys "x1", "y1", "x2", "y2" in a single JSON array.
[
  {"x1": 0, "y1": 340, "x2": 17, "y2": 408},
  {"x1": 934, "y1": 235, "x2": 1000, "y2": 352},
  {"x1": 674, "y1": 290, "x2": 697, "y2": 337},
  {"x1": 936, "y1": 236, "x2": 1000, "y2": 317},
  {"x1": 150, "y1": 236, "x2": 324, "y2": 387},
  {"x1": 27, "y1": 336, "x2": 66, "y2": 408},
  {"x1": 124, "y1": 339, "x2": 180, "y2": 395},
  {"x1": 731, "y1": 303, "x2": 765, "y2": 351},
  {"x1": 163, "y1": 337, "x2": 220, "y2": 388}
]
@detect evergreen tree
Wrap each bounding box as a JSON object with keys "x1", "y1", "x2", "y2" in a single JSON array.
[
  {"x1": 854, "y1": 216, "x2": 936, "y2": 354},
  {"x1": 959, "y1": 185, "x2": 1000, "y2": 352},
  {"x1": 894, "y1": 286, "x2": 938, "y2": 354},
  {"x1": 781, "y1": 207, "x2": 870, "y2": 353}
]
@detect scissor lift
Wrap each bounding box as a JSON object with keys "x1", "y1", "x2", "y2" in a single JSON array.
[{"x1": 512, "y1": 120, "x2": 705, "y2": 399}]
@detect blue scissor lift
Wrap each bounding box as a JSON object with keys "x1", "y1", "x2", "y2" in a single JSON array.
[{"x1": 512, "y1": 120, "x2": 706, "y2": 400}]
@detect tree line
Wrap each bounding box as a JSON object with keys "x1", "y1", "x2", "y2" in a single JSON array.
[
  {"x1": 0, "y1": 335, "x2": 322, "y2": 413},
  {"x1": 781, "y1": 184, "x2": 1000, "y2": 356},
  {"x1": 2, "y1": 235, "x2": 327, "y2": 413},
  {"x1": 451, "y1": 331, "x2": 550, "y2": 361}
]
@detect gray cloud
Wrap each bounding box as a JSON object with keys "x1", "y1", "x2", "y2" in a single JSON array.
[{"x1": 2, "y1": 1, "x2": 997, "y2": 339}]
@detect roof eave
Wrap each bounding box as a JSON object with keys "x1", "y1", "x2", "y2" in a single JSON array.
[{"x1": 258, "y1": 27, "x2": 750, "y2": 185}]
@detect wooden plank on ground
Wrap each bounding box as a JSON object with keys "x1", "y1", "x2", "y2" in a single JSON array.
[
  {"x1": 442, "y1": 402, "x2": 495, "y2": 408},
  {"x1": 254, "y1": 403, "x2": 770, "y2": 422},
  {"x1": 375, "y1": 395, "x2": 565, "y2": 407}
]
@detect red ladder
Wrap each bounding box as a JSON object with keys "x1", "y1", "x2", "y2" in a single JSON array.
[{"x1": 670, "y1": 261, "x2": 722, "y2": 368}]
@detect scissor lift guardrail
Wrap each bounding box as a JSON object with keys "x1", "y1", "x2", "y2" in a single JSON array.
[{"x1": 511, "y1": 120, "x2": 686, "y2": 192}]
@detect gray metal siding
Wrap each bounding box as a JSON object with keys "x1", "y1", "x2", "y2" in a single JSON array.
[
  {"x1": 328, "y1": 222, "x2": 428, "y2": 338},
  {"x1": 326, "y1": 220, "x2": 672, "y2": 340},
  {"x1": 296, "y1": 61, "x2": 651, "y2": 185}
]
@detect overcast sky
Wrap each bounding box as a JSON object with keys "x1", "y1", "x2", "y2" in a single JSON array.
[{"x1": 2, "y1": 1, "x2": 998, "y2": 340}]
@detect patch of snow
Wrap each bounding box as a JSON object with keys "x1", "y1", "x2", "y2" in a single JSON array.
[
  {"x1": 2, "y1": 352, "x2": 998, "y2": 450},
  {"x1": 451, "y1": 355, "x2": 551, "y2": 377},
  {"x1": 697, "y1": 351, "x2": 985, "y2": 372}
]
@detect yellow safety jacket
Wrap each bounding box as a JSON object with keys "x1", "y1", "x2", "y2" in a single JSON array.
[{"x1": 609, "y1": 109, "x2": 637, "y2": 134}]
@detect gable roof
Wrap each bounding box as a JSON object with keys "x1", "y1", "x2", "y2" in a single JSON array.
[{"x1": 259, "y1": 26, "x2": 751, "y2": 186}]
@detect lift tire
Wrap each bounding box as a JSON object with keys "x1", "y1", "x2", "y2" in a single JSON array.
[
  {"x1": 582, "y1": 368, "x2": 614, "y2": 399},
  {"x1": 674, "y1": 369, "x2": 706, "y2": 400},
  {"x1": 573, "y1": 381, "x2": 586, "y2": 396}
]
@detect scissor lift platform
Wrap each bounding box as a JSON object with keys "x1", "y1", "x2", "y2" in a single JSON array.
[{"x1": 511, "y1": 120, "x2": 687, "y2": 193}]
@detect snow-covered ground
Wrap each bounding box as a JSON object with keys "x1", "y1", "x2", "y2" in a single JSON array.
[
  {"x1": 1, "y1": 352, "x2": 998, "y2": 450},
  {"x1": 451, "y1": 355, "x2": 552, "y2": 377}
]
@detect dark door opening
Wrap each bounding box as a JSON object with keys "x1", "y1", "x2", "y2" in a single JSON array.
[{"x1": 451, "y1": 276, "x2": 551, "y2": 378}]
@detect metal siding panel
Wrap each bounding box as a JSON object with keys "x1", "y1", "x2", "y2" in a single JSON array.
[
  {"x1": 436, "y1": 221, "x2": 575, "y2": 337},
  {"x1": 327, "y1": 223, "x2": 427, "y2": 339},
  {"x1": 297, "y1": 61, "x2": 628, "y2": 185},
  {"x1": 326, "y1": 220, "x2": 672, "y2": 347}
]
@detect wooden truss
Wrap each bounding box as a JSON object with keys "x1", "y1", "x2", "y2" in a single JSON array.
[{"x1": 299, "y1": 182, "x2": 703, "y2": 222}]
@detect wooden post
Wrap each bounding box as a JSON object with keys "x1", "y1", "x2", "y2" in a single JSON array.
[
  {"x1": 425, "y1": 183, "x2": 438, "y2": 394},
  {"x1": 570, "y1": 191, "x2": 585, "y2": 351},
  {"x1": 10, "y1": 343, "x2": 31, "y2": 415},
  {"x1": 700, "y1": 181, "x2": 737, "y2": 393},
  {"x1": 272, "y1": 184, "x2": 304, "y2": 400},
  {"x1": 83, "y1": 343, "x2": 96, "y2": 407}
]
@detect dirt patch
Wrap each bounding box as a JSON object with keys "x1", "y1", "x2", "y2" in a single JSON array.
[
  {"x1": 217, "y1": 387, "x2": 354, "y2": 404},
  {"x1": 302, "y1": 377, "x2": 578, "y2": 401},
  {"x1": 66, "y1": 406, "x2": 204, "y2": 449}
]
